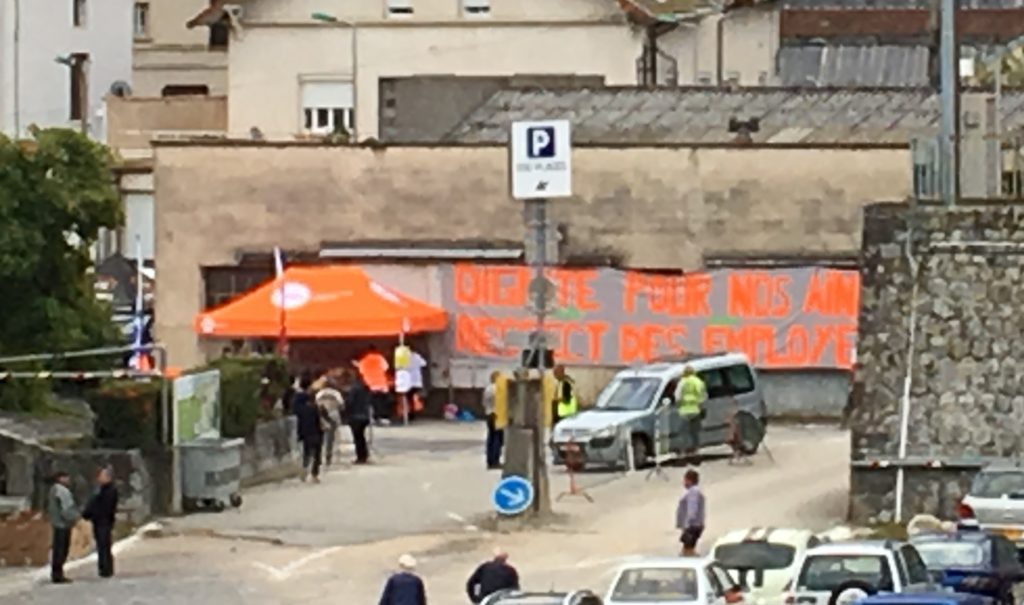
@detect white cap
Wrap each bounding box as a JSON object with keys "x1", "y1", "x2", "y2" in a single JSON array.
[{"x1": 398, "y1": 554, "x2": 417, "y2": 570}]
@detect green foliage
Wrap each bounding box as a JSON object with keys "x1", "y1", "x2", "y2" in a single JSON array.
[
  {"x1": 0, "y1": 379, "x2": 54, "y2": 413},
  {"x1": 200, "y1": 356, "x2": 288, "y2": 438},
  {"x1": 0, "y1": 129, "x2": 123, "y2": 411},
  {"x1": 89, "y1": 379, "x2": 162, "y2": 449}
]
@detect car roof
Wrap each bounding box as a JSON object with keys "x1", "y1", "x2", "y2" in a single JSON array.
[
  {"x1": 617, "y1": 353, "x2": 753, "y2": 379},
  {"x1": 979, "y1": 463, "x2": 1024, "y2": 473},
  {"x1": 911, "y1": 531, "x2": 990, "y2": 544},
  {"x1": 859, "y1": 593, "x2": 989, "y2": 605},
  {"x1": 714, "y1": 527, "x2": 815, "y2": 548},
  {"x1": 805, "y1": 540, "x2": 902, "y2": 556},
  {"x1": 615, "y1": 557, "x2": 711, "y2": 572}
]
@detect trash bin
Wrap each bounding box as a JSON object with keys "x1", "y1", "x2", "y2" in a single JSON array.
[{"x1": 178, "y1": 437, "x2": 245, "y2": 512}]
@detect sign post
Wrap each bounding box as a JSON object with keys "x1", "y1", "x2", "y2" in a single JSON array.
[{"x1": 508, "y1": 119, "x2": 573, "y2": 518}]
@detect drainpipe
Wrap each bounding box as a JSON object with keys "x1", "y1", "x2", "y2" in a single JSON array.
[
  {"x1": 13, "y1": 0, "x2": 20, "y2": 135},
  {"x1": 646, "y1": 24, "x2": 658, "y2": 87},
  {"x1": 716, "y1": 15, "x2": 725, "y2": 85},
  {"x1": 894, "y1": 228, "x2": 920, "y2": 524}
]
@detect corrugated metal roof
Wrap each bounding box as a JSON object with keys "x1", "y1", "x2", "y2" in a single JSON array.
[
  {"x1": 781, "y1": 0, "x2": 1024, "y2": 9},
  {"x1": 444, "y1": 87, "x2": 1024, "y2": 145},
  {"x1": 779, "y1": 45, "x2": 931, "y2": 87}
]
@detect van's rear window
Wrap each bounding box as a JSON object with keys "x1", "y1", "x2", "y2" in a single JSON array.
[{"x1": 715, "y1": 542, "x2": 796, "y2": 570}]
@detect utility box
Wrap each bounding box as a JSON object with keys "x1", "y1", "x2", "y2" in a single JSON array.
[{"x1": 178, "y1": 438, "x2": 244, "y2": 512}]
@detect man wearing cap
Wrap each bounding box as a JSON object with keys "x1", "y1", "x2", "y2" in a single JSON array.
[
  {"x1": 466, "y1": 548, "x2": 520, "y2": 603},
  {"x1": 378, "y1": 554, "x2": 427, "y2": 605}
]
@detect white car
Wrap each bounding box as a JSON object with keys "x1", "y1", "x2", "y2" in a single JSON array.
[
  {"x1": 606, "y1": 557, "x2": 744, "y2": 605},
  {"x1": 783, "y1": 541, "x2": 935, "y2": 605},
  {"x1": 711, "y1": 528, "x2": 822, "y2": 605}
]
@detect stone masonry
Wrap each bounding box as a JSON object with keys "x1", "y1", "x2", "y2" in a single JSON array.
[{"x1": 851, "y1": 202, "x2": 1024, "y2": 522}]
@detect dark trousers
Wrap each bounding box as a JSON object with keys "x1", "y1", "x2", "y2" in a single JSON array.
[
  {"x1": 302, "y1": 438, "x2": 323, "y2": 478},
  {"x1": 485, "y1": 414, "x2": 504, "y2": 468},
  {"x1": 94, "y1": 523, "x2": 114, "y2": 577},
  {"x1": 350, "y1": 419, "x2": 370, "y2": 463},
  {"x1": 371, "y1": 391, "x2": 390, "y2": 422},
  {"x1": 51, "y1": 527, "x2": 71, "y2": 581}
]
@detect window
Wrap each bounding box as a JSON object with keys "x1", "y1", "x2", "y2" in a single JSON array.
[
  {"x1": 698, "y1": 369, "x2": 729, "y2": 399},
  {"x1": 710, "y1": 564, "x2": 739, "y2": 591},
  {"x1": 463, "y1": 0, "x2": 490, "y2": 15},
  {"x1": 162, "y1": 85, "x2": 209, "y2": 97},
  {"x1": 611, "y1": 568, "x2": 699, "y2": 602},
  {"x1": 301, "y1": 81, "x2": 354, "y2": 135},
  {"x1": 69, "y1": 53, "x2": 89, "y2": 120},
  {"x1": 593, "y1": 377, "x2": 662, "y2": 412},
  {"x1": 971, "y1": 470, "x2": 1024, "y2": 498},
  {"x1": 915, "y1": 541, "x2": 985, "y2": 569},
  {"x1": 723, "y1": 365, "x2": 755, "y2": 395},
  {"x1": 210, "y1": 18, "x2": 230, "y2": 50},
  {"x1": 714, "y1": 542, "x2": 797, "y2": 574},
  {"x1": 133, "y1": 2, "x2": 149, "y2": 39},
  {"x1": 900, "y1": 546, "x2": 931, "y2": 585},
  {"x1": 73, "y1": 0, "x2": 86, "y2": 27},
  {"x1": 387, "y1": 0, "x2": 413, "y2": 16},
  {"x1": 797, "y1": 555, "x2": 892, "y2": 592}
]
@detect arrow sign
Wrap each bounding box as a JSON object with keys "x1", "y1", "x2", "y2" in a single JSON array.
[{"x1": 492, "y1": 475, "x2": 534, "y2": 516}]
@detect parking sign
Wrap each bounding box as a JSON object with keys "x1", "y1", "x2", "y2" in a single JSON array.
[{"x1": 510, "y1": 120, "x2": 572, "y2": 199}]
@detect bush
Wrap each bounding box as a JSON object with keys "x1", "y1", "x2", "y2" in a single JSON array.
[
  {"x1": 0, "y1": 379, "x2": 53, "y2": 413},
  {"x1": 200, "y1": 356, "x2": 287, "y2": 438},
  {"x1": 89, "y1": 379, "x2": 162, "y2": 449}
]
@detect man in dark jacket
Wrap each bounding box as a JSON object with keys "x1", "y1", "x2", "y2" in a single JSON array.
[
  {"x1": 466, "y1": 549, "x2": 519, "y2": 603},
  {"x1": 82, "y1": 466, "x2": 119, "y2": 578},
  {"x1": 344, "y1": 374, "x2": 374, "y2": 464},
  {"x1": 293, "y1": 375, "x2": 325, "y2": 482},
  {"x1": 378, "y1": 554, "x2": 427, "y2": 605}
]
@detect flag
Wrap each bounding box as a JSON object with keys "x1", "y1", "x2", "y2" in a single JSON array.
[
  {"x1": 274, "y1": 246, "x2": 287, "y2": 356},
  {"x1": 128, "y1": 236, "x2": 150, "y2": 371}
]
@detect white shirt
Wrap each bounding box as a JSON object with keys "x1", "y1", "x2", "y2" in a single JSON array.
[{"x1": 408, "y1": 352, "x2": 426, "y2": 389}]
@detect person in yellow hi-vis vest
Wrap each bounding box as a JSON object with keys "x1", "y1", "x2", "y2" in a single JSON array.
[
  {"x1": 552, "y1": 365, "x2": 578, "y2": 425},
  {"x1": 484, "y1": 371, "x2": 507, "y2": 469},
  {"x1": 674, "y1": 366, "x2": 707, "y2": 461}
]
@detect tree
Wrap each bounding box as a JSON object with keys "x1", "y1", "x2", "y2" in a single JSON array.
[{"x1": 0, "y1": 128, "x2": 123, "y2": 360}]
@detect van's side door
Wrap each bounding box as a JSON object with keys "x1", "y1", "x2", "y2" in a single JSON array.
[{"x1": 698, "y1": 368, "x2": 730, "y2": 445}]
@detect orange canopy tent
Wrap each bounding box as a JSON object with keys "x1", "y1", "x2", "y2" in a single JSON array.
[{"x1": 194, "y1": 266, "x2": 448, "y2": 338}]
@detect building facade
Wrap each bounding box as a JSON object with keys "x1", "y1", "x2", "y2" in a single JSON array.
[
  {"x1": 0, "y1": 0, "x2": 133, "y2": 138},
  {"x1": 131, "y1": 0, "x2": 228, "y2": 97}
]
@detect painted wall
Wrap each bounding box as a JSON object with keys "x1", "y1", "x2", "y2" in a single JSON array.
[
  {"x1": 132, "y1": 0, "x2": 227, "y2": 97},
  {"x1": 153, "y1": 143, "x2": 912, "y2": 370},
  {"x1": 0, "y1": 0, "x2": 133, "y2": 138},
  {"x1": 659, "y1": 8, "x2": 779, "y2": 85}
]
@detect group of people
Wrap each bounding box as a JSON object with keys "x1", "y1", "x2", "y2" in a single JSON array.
[
  {"x1": 48, "y1": 467, "x2": 119, "y2": 584},
  {"x1": 378, "y1": 548, "x2": 520, "y2": 605},
  {"x1": 290, "y1": 368, "x2": 374, "y2": 483}
]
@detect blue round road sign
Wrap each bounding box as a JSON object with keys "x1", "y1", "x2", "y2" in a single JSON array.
[{"x1": 492, "y1": 475, "x2": 534, "y2": 516}]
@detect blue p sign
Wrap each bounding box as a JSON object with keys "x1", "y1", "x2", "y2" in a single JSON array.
[{"x1": 526, "y1": 127, "x2": 556, "y2": 159}]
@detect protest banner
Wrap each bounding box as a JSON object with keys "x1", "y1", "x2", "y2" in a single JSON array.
[{"x1": 440, "y1": 264, "x2": 859, "y2": 370}]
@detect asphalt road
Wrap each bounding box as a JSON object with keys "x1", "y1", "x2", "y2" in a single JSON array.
[{"x1": 0, "y1": 423, "x2": 850, "y2": 604}]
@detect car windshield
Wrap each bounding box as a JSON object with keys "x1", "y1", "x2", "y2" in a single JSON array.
[
  {"x1": 798, "y1": 555, "x2": 891, "y2": 592},
  {"x1": 715, "y1": 541, "x2": 797, "y2": 570},
  {"x1": 914, "y1": 542, "x2": 986, "y2": 569},
  {"x1": 594, "y1": 377, "x2": 662, "y2": 412},
  {"x1": 971, "y1": 471, "x2": 1024, "y2": 498},
  {"x1": 611, "y1": 568, "x2": 700, "y2": 602}
]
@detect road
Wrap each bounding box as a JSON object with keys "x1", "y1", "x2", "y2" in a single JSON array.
[{"x1": 0, "y1": 422, "x2": 850, "y2": 604}]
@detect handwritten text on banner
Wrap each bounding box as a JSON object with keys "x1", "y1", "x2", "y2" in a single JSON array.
[{"x1": 440, "y1": 265, "x2": 859, "y2": 369}]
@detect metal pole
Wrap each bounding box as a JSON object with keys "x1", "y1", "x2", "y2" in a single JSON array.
[
  {"x1": 13, "y1": 0, "x2": 20, "y2": 135},
  {"x1": 532, "y1": 199, "x2": 548, "y2": 361},
  {"x1": 995, "y1": 51, "x2": 1004, "y2": 196},
  {"x1": 939, "y1": 0, "x2": 957, "y2": 205},
  {"x1": 351, "y1": 22, "x2": 358, "y2": 142}
]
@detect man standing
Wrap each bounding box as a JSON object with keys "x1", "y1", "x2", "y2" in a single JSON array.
[
  {"x1": 48, "y1": 471, "x2": 79, "y2": 584},
  {"x1": 358, "y1": 345, "x2": 391, "y2": 424},
  {"x1": 82, "y1": 467, "x2": 118, "y2": 578},
  {"x1": 315, "y1": 376, "x2": 344, "y2": 466},
  {"x1": 552, "y1": 365, "x2": 578, "y2": 424},
  {"x1": 344, "y1": 373, "x2": 374, "y2": 464},
  {"x1": 466, "y1": 548, "x2": 520, "y2": 603},
  {"x1": 294, "y1": 375, "x2": 325, "y2": 482},
  {"x1": 674, "y1": 366, "x2": 707, "y2": 461},
  {"x1": 378, "y1": 554, "x2": 427, "y2": 605},
  {"x1": 676, "y1": 469, "x2": 705, "y2": 556},
  {"x1": 483, "y1": 371, "x2": 504, "y2": 470}
]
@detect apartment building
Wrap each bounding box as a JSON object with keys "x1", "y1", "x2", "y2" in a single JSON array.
[
  {"x1": 0, "y1": 0, "x2": 132, "y2": 138},
  {"x1": 186, "y1": 0, "x2": 779, "y2": 141},
  {"x1": 131, "y1": 0, "x2": 227, "y2": 96}
]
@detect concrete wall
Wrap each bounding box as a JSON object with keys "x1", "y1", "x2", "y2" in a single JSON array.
[
  {"x1": 154, "y1": 143, "x2": 912, "y2": 369},
  {"x1": 659, "y1": 8, "x2": 779, "y2": 85},
  {"x1": 106, "y1": 95, "x2": 227, "y2": 149},
  {"x1": 850, "y1": 202, "x2": 1024, "y2": 522},
  {"x1": 132, "y1": 0, "x2": 227, "y2": 97},
  {"x1": 0, "y1": 0, "x2": 133, "y2": 138},
  {"x1": 760, "y1": 370, "x2": 850, "y2": 420},
  {"x1": 240, "y1": 417, "x2": 301, "y2": 486}
]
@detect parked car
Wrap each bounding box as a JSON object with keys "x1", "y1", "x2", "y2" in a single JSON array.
[
  {"x1": 857, "y1": 591, "x2": 994, "y2": 605},
  {"x1": 712, "y1": 528, "x2": 823, "y2": 605},
  {"x1": 550, "y1": 352, "x2": 767, "y2": 469},
  {"x1": 481, "y1": 590, "x2": 603, "y2": 605},
  {"x1": 783, "y1": 541, "x2": 935, "y2": 605},
  {"x1": 958, "y1": 464, "x2": 1024, "y2": 553},
  {"x1": 910, "y1": 529, "x2": 1024, "y2": 605},
  {"x1": 605, "y1": 556, "x2": 744, "y2": 605}
]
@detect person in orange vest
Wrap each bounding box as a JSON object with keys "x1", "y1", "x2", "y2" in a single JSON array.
[{"x1": 356, "y1": 345, "x2": 391, "y2": 425}]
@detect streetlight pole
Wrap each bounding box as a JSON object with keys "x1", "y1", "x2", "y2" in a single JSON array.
[
  {"x1": 311, "y1": 12, "x2": 358, "y2": 142},
  {"x1": 939, "y1": 0, "x2": 958, "y2": 206}
]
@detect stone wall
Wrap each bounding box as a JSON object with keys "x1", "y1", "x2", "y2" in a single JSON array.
[
  {"x1": 240, "y1": 417, "x2": 301, "y2": 487},
  {"x1": 851, "y1": 201, "x2": 1024, "y2": 522}
]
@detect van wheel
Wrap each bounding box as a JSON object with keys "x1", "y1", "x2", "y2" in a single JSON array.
[
  {"x1": 829, "y1": 580, "x2": 876, "y2": 605},
  {"x1": 735, "y1": 412, "x2": 765, "y2": 455},
  {"x1": 631, "y1": 435, "x2": 650, "y2": 469}
]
